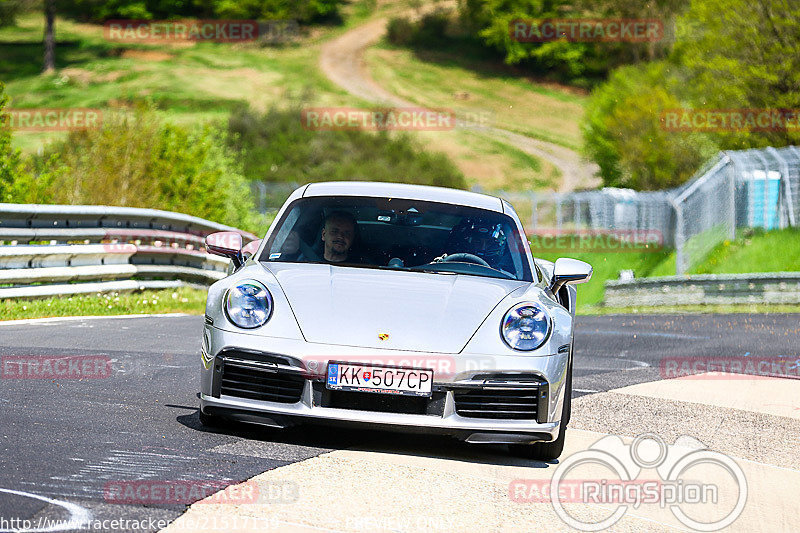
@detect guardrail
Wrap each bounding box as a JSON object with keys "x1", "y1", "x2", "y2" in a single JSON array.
[
  {"x1": 0, "y1": 203, "x2": 258, "y2": 299},
  {"x1": 604, "y1": 272, "x2": 800, "y2": 307}
]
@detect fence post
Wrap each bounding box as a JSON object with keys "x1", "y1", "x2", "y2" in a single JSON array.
[
  {"x1": 556, "y1": 195, "x2": 563, "y2": 230},
  {"x1": 672, "y1": 197, "x2": 686, "y2": 275},
  {"x1": 726, "y1": 157, "x2": 736, "y2": 239},
  {"x1": 767, "y1": 147, "x2": 795, "y2": 228}
]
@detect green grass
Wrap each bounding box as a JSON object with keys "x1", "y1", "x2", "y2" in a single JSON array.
[
  {"x1": 586, "y1": 304, "x2": 800, "y2": 315},
  {"x1": 690, "y1": 228, "x2": 800, "y2": 274},
  {"x1": 534, "y1": 227, "x2": 800, "y2": 314},
  {"x1": 0, "y1": 287, "x2": 206, "y2": 321},
  {"x1": 534, "y1": 246, "x2": 674, "y2": 312},
  {"x1": 367, "y1": 43, "x2": 587, "y2": 151},
  {"x1": 0, "y1": 12, "x2": 365, "y2": 153}
]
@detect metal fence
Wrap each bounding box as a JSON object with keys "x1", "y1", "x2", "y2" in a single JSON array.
[
  {"x1": 0, "y1": 203, "x2": 256, "y2": 299},
  {"x1": 498, "y1": 145, "x2": 800, "y2": 274}
]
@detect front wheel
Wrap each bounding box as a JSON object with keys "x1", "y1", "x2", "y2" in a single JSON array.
[
  {"x1": 509, "y1": 424, "x2": 566, "y2": 461},
  {"x1": 198, "y1": 408, "x2": 228, "y2": 428}
]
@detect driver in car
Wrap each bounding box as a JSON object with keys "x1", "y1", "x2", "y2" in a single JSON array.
[
  {"x1": 445, "y1": 218, "x2": 514, "y2": 275},
  {"x1": 321, "y1": 211, "x2": 357, "y2": 263}
]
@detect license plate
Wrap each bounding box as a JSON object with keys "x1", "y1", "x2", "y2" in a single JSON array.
[{"x1": 326, "y1": 362, "x2": 433, "y2": 397}]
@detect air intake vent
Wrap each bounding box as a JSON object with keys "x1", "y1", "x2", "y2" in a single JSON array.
[
  {"x1": 220, "y1": 360, "x2": 304, "y2": 404},
  {"x1": 453, "y1": 388, "x2": 538, "y2": 420}
]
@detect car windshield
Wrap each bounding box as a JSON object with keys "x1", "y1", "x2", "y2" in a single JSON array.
[{"x1": 260, "y1": 196, "x2": 533, "y2": 281}]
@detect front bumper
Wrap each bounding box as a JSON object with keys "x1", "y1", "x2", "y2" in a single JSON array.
[{"x1": 200, "y1": 328, "x2": 569, "y2": 445}]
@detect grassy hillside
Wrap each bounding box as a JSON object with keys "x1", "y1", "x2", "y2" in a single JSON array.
[
  {"x1": 1, "y1": 5, "x2": 555, "y2": 192},
  {"x1": 541, "y1": 228, "x2": 800, "y2": 313},
  {"x1": 367, "y1": 43, "x2": 586, "y2": 151}
]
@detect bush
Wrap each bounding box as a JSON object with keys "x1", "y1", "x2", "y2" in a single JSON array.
[
  {"x1": 0, "y1": 82, "x2": 27, "y2": 202},
  {"x1": 386, "y1": 16, "x2": 415, "y2": 46},
  {"x1": 386, "y1": 10, "x2": 463, "y2": 49},
  {"x1": 23, "y1": 108, "x2": 269, "y2": 233},
  {"x1": 0, "y1": 0, "x2": 25, "y2": 27},
  {"x1": 226, "y1": 104, "x2": 467, "y2": 190},
  {"x1": 60, "y1": 0, "x2": 345, "y2": 24},
  {"x1": 582, "y1": 62, "x2": 718, "y2": 190}
]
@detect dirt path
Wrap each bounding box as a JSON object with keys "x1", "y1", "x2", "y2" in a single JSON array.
[{"x1": 319, "y1": 14, "x2": 600, "y2": 192}]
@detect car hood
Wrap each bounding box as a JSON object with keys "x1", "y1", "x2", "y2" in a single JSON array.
[{"x1": 262, "y1": 263, "x2": 526, "y2": 353}]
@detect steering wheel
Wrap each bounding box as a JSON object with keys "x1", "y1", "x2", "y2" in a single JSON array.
[{"x1": 440, "y1": 253, "x2": 490, "y2": 267}]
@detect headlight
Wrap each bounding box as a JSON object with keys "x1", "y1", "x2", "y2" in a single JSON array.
[
  {"x1": 224, "y1": 281, "x2": 272, "y2": 329},
  {"x1": 501, "y1": 304, "x2": 550, "y2": 351}
]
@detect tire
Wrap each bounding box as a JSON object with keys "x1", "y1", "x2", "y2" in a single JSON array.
[
  {"x1": 509, "y1": 362, "x2": 572, "y2": 461},
  {"x1": 198, "y1": 408, "x2": 227, "y2": 428}
]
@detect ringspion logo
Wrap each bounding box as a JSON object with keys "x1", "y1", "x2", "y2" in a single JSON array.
[{"x1": 511, "y1": 433, "x2": 747, "y2": 531}]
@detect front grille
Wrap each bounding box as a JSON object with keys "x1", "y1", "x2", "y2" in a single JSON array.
[
  {"x1": 220, "y1": 361, "x2": 304, "y2": 403},
  {"x1": 311, "y1": 382, "x2": 445, "y2": 416},
  {"x1": 326, "y1": 390, "x2": 429, "y2": 415},
  {"x1": 453, "y1": 388, "x2": 539, "y2": 420}
]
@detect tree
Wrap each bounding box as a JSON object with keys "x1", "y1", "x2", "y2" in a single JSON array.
[
  {"x1": 0, "y1": 83, "x2": 26, "y2": 201},
  {"x1": 43, "y1": 0, "x2": 56, "y2": 73}
]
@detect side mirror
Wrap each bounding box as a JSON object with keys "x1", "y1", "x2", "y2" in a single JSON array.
[
  {"x1": 550, "y1": 258, "x2": 593, "y2": 294},
  {"x1": 241, "y1": 239, "x2": 262, "y2": 260},
  {"x1": 205, "y1": 231, "x2": 244, "y2": 269}
]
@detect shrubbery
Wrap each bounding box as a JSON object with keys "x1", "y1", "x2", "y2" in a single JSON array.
[
  {"x1": 0, "y1": 82, "x2": 28, "y2": 202},
  {"x1": 582, "y1": 0, "x2": 800, "y2": 190},
  {"x1": 2, "y1": 103, "x2": 269, "y2": 233},
  {"x1": 3, "y1": 94, "x2": 466, "y2": 232},
  {"x1": 226, "y1": 104, "x2": 467, "y2": 190},
  {"x1": 58, "y1": 0, "x2": 345, "y2": 24}
]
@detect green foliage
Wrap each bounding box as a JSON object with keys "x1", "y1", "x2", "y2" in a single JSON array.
[
  {"x1": 0, "y1": 0, "x2": 25, "y2": 27},
  {"x1": 582, "y1": 62, "x2": 717, "y2": 189},
  {"x1": 0, "y1": 287, "x2": 207, "y2": 321},
  {"x1": 387, "y1": 10, "x2": 463, "y2": 48},
  {"x1": 673, "y1": 0, "x2": 800, "y2": 149},
  {"x1": 691, "y1": 228, "x2": 800, "y2": 275},
  {"x1": 582, "y1": 0, "x2": 800, "y2": 191},
  {"x1": 14, "y1": 107, "x2": 269, "y2": 233},
  {"x1": 457, "y1": 0, "x2": 689, "y2": 86},
  {"x1": 226, "y1": 104, "x2": 467, "y2": 190},
  {"x1": 59, "y1": 0, "x2": 345, "y2": 23},
  {"x1": 0, "y1": 81, "x2": 27, "y2": 202}
]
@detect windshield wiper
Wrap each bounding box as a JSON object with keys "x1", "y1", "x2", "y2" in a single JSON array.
[{"x1": 410, "y1": 263, "x2": 515, "y2": 280}]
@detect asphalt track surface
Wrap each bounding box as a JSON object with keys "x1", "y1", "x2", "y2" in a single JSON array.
[{"x1": 0, "y1": 313, "x2": 797, "y2": 531}]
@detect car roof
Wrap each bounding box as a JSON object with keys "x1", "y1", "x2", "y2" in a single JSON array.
[{"x1": 302, "y1": 181, "x2": 504, "y2": 213}]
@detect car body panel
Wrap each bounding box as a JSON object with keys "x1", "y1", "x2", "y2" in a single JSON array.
[{"x1": 262, "y1": 262, "x2": 527, "y2": 353}]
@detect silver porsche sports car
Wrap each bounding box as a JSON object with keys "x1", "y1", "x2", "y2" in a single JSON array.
[{"x1": 200, "y1": 182, "x2": 591, "y2": 460}]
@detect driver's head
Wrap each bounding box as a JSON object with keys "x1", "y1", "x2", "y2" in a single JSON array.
[
  {"x1": 321, "y1": 211, "x2": 356, "y2": 262},
  {"x1": 446, "y1": 218, "x2": 507, "y2": 262}
]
